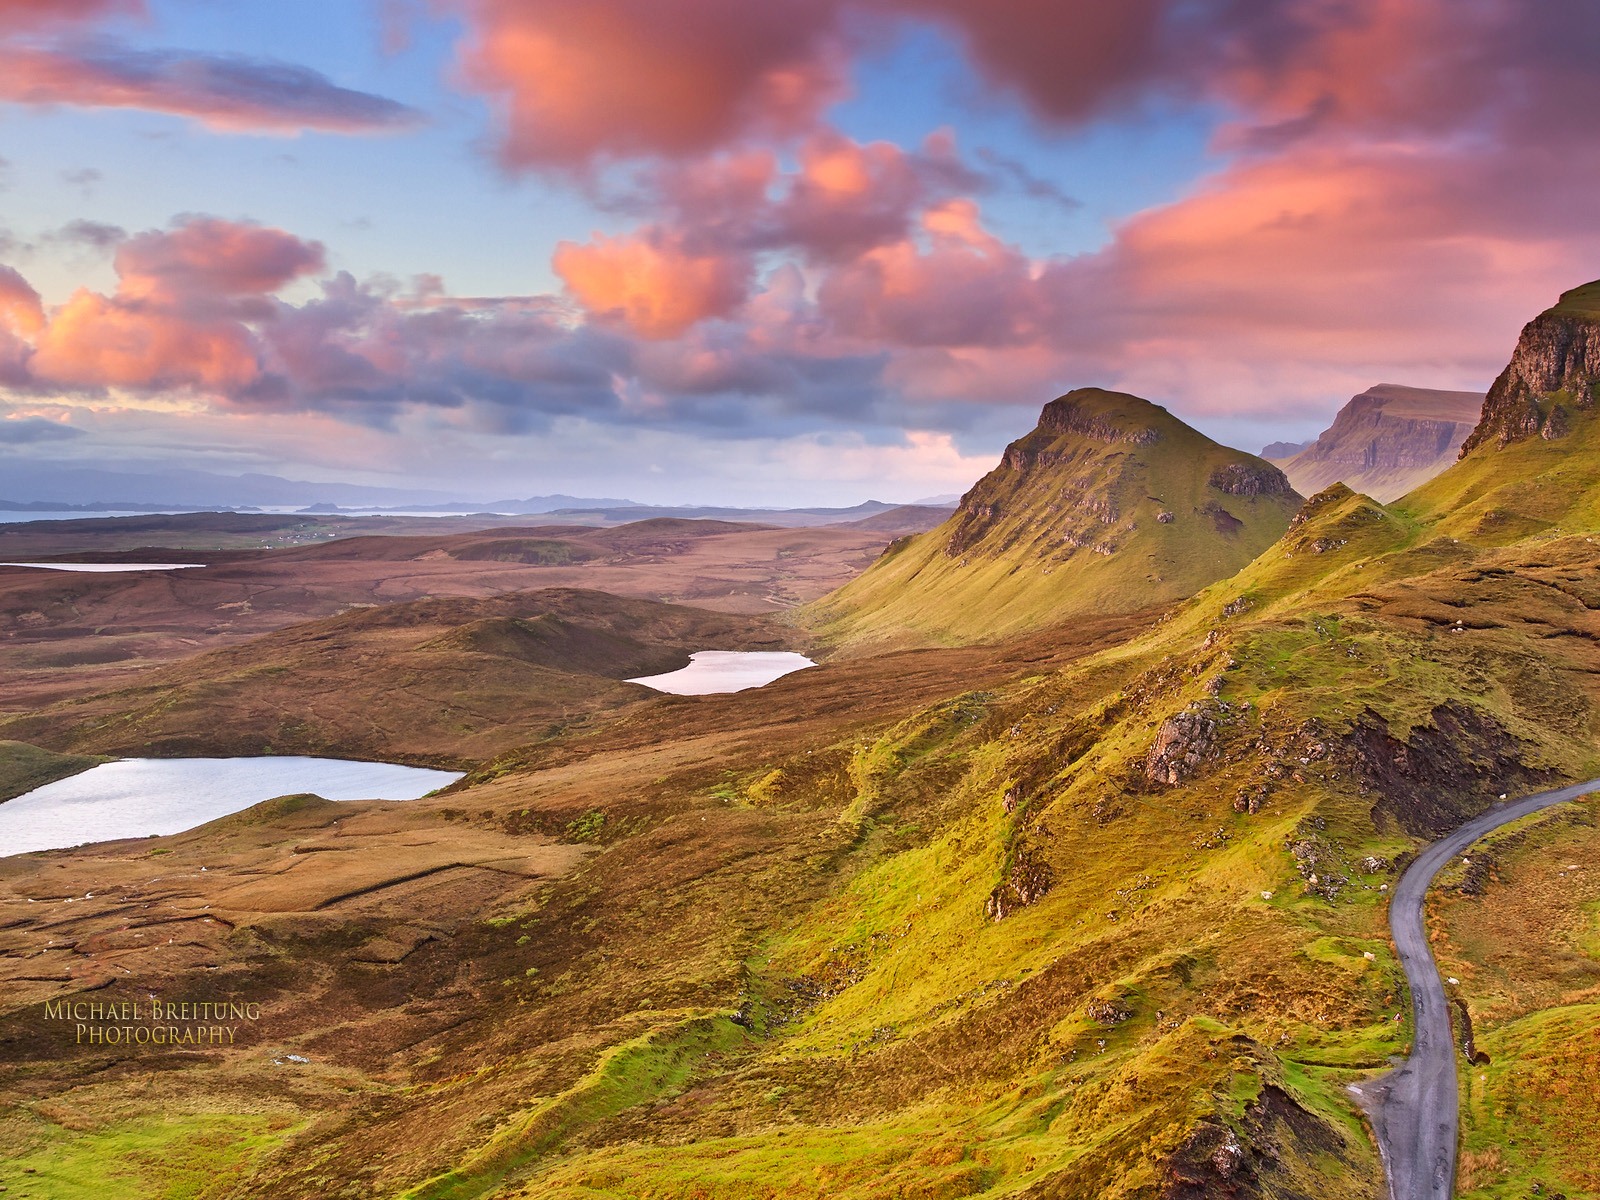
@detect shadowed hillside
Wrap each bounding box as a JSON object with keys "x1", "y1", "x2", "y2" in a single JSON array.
[{"x1": 807, "y1": 388, "x2": 1302, "y2": 647}]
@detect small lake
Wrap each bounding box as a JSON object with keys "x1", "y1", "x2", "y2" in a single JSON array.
[
  {"x1": 0, "y1": 757, "x2": 462, "y2": 855},
  {"x1": 0, "y1": 562, "x2": 205, "y2": 573},
  {"x1": 627, "y1": 650, "x2": 816, "y2": 695}
]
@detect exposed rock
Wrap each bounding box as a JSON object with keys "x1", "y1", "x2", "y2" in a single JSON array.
[
  {"x1": 1036, "y1": 393, "x2": 1162, "y2": 445},
  {"x1": 1091, "y1": 798, "x2": 1124, "y2": 825},
  {"x1": 1085, "y1": 998, "x2": 1133, "y2": 1026},
  {"x1": 1208, "y1": 461, "x2": 1296, "y2": 497},
  {"x1": 1145, "y1": 705, "x2": 1223, "y2": 786},
  {"x1": 1289, "y1": 835, "x2": 1348, "y2": 901},
  {"x1": 1461, "y1": 281, "x2": 1600, "y2": 455},
  {"x1": 1458, "y1": 853, "x2": 1496, "y2": 897},
  {"x1": 985, "y1": 847, "x2": 1053, "y2": 920},
  {"x1": 1233, "y1": 782, "x2": 1272, "y2": 815},
  {"x1": 1161, "y1": 1081, "x2": 1345, "y2": 1200},
  {"x1": 1337, "y1": 703, "x2": 1556, "y2": 837},
  {"x1": 1289, "y1": 482, "x2": 1353, "y2": 525}
]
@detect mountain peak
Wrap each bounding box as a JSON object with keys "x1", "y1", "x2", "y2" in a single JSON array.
[
  {"x1": 1032, "y1": 387, "x2": 1171, "y2": 445},
  {"x1": 1460, "y1": 279, "x2": 1600, "y2": 455},
  {"x1": 807, "y1": 389, "x2": 1302, "y2": 646}
]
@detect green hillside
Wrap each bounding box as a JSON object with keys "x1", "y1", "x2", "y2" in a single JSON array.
[
  {"x1": 807, "y1": 388, "x2": 1302, "y2": 648},
  {"x1": 7, "y1": 291, "x2": 1600, "y2": 1199}
]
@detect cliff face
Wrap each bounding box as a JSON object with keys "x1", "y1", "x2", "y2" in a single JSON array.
[
  {"x1": 1460, "y1": 280, "x2": 1600, "y2": 455},
  {"x1": 1276, "y1": 384, "x2": 1483, "y2": 502}
]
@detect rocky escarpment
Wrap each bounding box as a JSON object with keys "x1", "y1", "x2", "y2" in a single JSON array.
[
  {"x1": 1460, "y1": 281, "x2": 1600, "y2": 455},
  {"x1": 1275, "y1": 385, "x2": 1483, "y2": 502},
  {"x1": 1033, "y1": 392, "x2": 1164, "y2": 446}
]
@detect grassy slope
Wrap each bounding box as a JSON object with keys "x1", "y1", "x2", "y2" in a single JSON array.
[
  {"x1": 0, "y1": 740, "x2": 103, "y2": 803},
  {"x1": 173, "y1": 419, "x2": 1584, "y2": 1197},
  {"x1": 9, "y1": 410, "x2": 1600, "y2": 1197},
  {"x1": 435, "y1": 415, "x2": 1600, "y2": 1198},
  {"x1": 1428, "y1": 801, "x2": 1600, "y2": 1198},
  {"x1": 806, "y1": 389, "x2": 1301, "y2": 649}
]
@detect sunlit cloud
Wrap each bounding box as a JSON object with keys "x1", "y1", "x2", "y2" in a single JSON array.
[{"x1": 0, "y1": 40, "x2": 423, "y2": 134}]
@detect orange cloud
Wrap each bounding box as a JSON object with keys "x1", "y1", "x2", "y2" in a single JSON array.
[
  {"x1": 19, "y1": 218, "x2": 323, "y2": 396},
  {"x1": 30, "y1": 289, "x2": 260, "y2": 391},
  {"x1": 448, "y1": 0, "x2": 844, "y2": 167},
  {"x1": 0, "y1": 264, "x2": 45, "y2": 335},
  {"x1": 553, "y1": 232, "x2": 750, "y2": 338}
]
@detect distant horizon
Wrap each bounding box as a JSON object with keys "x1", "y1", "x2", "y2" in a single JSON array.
[{"x1": 1, "y1": 2, "x2": 1591, "y2": 502}]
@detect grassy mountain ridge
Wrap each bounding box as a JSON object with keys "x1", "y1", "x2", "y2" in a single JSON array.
[{"x1": 807, "y1": 388, "x2": 1302, "y2": 648}]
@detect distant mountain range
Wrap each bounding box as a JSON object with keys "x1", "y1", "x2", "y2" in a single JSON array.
[
  {"x1": 0, "y1": 463, "x2": 954, "y2": 526},
  {"x1": 0, "y1": 464, "x2": 464, "y2": 510}
]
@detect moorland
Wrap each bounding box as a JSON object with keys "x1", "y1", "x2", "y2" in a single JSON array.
[{"x1": 1, "y1": 281, "x2": 1598, "y2": 1199}]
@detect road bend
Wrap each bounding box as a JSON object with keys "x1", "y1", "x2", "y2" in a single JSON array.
[{"x1": 1350, "y1": 779, "x2": 1599, "y2": 1200}]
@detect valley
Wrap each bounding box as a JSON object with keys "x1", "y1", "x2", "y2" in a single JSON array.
[
  {"x1": 0, "y1": 518, "x2": 897, "y2": 715},
  {"x1": 2, "y1": 281, "x2": 1600, "y2": 1199}
]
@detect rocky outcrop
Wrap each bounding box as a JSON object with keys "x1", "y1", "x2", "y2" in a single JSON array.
[
  {"x1": 1035, "y1": 393, "x2": 1162, "y2": 445},
  {"x1": 985, "y1": 845, "x2": 1053, "y2": 919},
  {"x1": 1337, "y1": 703, "x2": 1556, "y2": 837},
  {"x1": 1460, "y1": 280, "x2": 1600, "y2": 455},
  {"x1": 1145, "y1": 705, "x2": 1222, "y2": 786},
  {"x1": 1276, "y1": 385, "x2": 1483, "y2": 501},
  {"x1": 1209, "y1": 461, "x2": 1296, "y2": 497}
]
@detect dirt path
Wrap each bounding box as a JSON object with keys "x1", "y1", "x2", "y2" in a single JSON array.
[{"x1": 1352, "y1": 779, "x2": 1599, "y2": 1200}]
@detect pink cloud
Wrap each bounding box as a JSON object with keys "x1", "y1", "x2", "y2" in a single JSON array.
[
  {"x1": 553, "y1": 230, "x2": 752, "y2": 339},
  {"x1": 114, "y1": 216, "x2": 325, "y2": 302},
  {"x1": 0, "y1": 43, "x2": 423, "y2": 134},
  {"x1": 0, "y1": 0, "x2": 140, "y2": 34},
  {"x1": 816, "y1": 198, "x2": 1042, "y2": 349},
  {"x1": 0, "y1": 264, "x2": 45, "y2": 335},
  {"x1": 450, "y1": 0, "x2": 846, "y2": 168}
]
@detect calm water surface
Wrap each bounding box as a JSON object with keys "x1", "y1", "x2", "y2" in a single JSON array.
[
  {"x1": 0, "y1": 757, "x2": 462, "y2": 855},
  {"x1": 627, "y1": 650, "x2": 815, "y2": 695},
  {"x1": 0, "y1": 562, "x2": 205, "y2": 572}
]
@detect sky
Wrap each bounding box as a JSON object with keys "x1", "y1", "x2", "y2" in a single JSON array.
[{"x1": 1, "y1": 0, "x2": 1597, "y2": 506}]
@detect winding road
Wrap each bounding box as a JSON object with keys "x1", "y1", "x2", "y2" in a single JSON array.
[{"x1": 1351, "y1": 779, "x2": 1599, "y2": 1200}]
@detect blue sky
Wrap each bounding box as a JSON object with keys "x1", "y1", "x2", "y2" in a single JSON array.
[{"x1": 1, "y1": 0, "x2": 1595, "y2": 503}]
